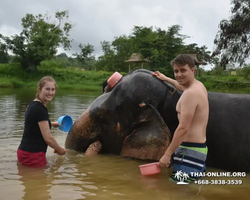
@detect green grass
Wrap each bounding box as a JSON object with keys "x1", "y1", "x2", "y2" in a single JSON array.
[
  {"x1": 0, "y1": 63, "x2": 116, "y2": 92},
  {"x1": 0, "y1": 76, "x2": 25, "y2": 88},
  {"x1": 197, "y1": 75, "x2": 250, "y2": 94},
  {"x1": 1, "y1": 63, "x2": 250, "y2": 94}
]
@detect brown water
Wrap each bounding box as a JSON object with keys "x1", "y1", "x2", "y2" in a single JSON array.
[{"x1": 0, "y1": 88, "x2": 249, "y2": 200}]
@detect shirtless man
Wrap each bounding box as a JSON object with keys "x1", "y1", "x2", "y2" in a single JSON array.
[{"x1": 153, "y1": 54, "x2": 209, "y2": 182}]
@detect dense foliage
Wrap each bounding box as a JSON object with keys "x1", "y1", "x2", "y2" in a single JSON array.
[
  {"x1": 96, "y1": 25, "x2": 213, "y2": 76},
  {"x1": 1, "y1": 8, "x2": 250, "y2": 94},
  {"x1": 1, "y1": 62, "x2": 250, "y2": 94},
  {"x1": 213, "y1": 0, "x2": 250, "y2": 69},
  {"x1": 0, "y1": 11, "x2": 72, "y2": 71},
  {"x1": 0, "y1": 10, "x2": 215, "y2": 75}
]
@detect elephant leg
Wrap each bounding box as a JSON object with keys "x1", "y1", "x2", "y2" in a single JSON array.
[
  {"x1": 121, "y1": 104, "x2": 171, "y2": 160},
  {"x1": 85, "y1": 141, "x2": 102, "y2": 156}
]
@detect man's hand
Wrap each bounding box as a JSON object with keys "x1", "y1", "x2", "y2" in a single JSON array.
[
  {"x1": 153, "y1": 71, "x2": 167, "y2": 81},
  {"x1": 139, "y1": 102, "x2": 146, "y2": 107},
  {"x1": 153, "y1": 71, "x2": 185, "y2": 91},
  {"x1": 159, "y1": 153, "x2": 171, "y2": 168}
]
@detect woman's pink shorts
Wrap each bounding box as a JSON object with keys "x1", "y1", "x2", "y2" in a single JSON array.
[{"x1": 17, "y1": 148, "x2": 47, "y2": 168}]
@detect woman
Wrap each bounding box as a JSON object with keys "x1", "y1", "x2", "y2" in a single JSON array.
[{"x1": 17, "y1": 76, "x2": 66, "y2": 167}]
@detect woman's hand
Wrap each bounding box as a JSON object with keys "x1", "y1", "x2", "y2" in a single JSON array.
[
  {"x1": 51, "y1": 121, "x2": 60, "y2": 128},
  {"x1": 54, "y1": 148, "x2": 67, "y2": 155}
]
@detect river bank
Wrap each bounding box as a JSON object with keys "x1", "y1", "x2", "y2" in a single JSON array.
[
  {"x1": 0, "y1": 63, "x2": 116, "y2": 92},
  {"x1": 1, "y1": 63, "x2": 250, "y2": 94}
]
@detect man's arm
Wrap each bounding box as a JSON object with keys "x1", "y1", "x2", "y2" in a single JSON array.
[{"x1": 153, "y1": 71, "x2": 185, "y2": 91}]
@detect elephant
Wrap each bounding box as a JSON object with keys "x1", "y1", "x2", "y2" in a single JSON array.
[{"x1": 65, "y1": 69, "x2": 250, "y2": 172}]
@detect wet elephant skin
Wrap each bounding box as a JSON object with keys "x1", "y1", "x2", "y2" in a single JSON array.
[{"x1": 65, "y1": 69, "x2": 250, "y2": 172}]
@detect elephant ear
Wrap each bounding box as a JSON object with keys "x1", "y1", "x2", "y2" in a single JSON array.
[{"x1": 121, "y1": 104, "x2": 171, "y2": 161}]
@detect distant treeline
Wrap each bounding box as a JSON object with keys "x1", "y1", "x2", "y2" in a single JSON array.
[
  {"x1": 1, "y1": 62, "x2": 250, "y2": 94},
  {"x1": 0, "y1": 11, "x2": 216, "y2": 78}
]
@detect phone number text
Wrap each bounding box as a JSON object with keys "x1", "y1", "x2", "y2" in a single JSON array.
[{"x1": 194, "y1": 179, "x2": 243, "y2": 185}]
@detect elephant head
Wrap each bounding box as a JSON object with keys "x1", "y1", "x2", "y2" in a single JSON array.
[{"x1": 65, "y1": 69, "x2": 181, "y2": 160}]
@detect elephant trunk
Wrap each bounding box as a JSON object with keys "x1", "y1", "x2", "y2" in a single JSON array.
[
  {"x1": 85, "y1": 141, "x2": 102, "y2": 156},
  {"x1": 65, "y1": 107, "x2": 99, "y2": 152}
]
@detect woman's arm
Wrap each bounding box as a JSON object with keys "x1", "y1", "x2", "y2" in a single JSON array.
[
  {"x1": 38, "y1": 121, "x2": 66, "y2": 155},
  {"x1": 51, "y1": 121, "x2": 60, "y2": 127}
]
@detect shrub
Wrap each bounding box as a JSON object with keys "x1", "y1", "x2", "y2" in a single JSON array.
[
  {"x1": 39, "y1": 60, "x2": 65, "y2": 70},
  {"x1": 239, "y1": 66, "x2": 250, "y2": 80},
  {"x1": 228, "y1": 77, "x2": 238, "y2": 82}
]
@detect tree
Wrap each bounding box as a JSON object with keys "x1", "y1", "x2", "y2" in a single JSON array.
[
  {"x1": 110, "y1": 35, "x2": 135, "y2": 72},
  {"x1": 182, "y1": 43, "x2": 215, "y2": 65},
  {"x1": 131, "y1": 25, "x2": 189, "y2": 75},
  {"x1": 1, "y1": 11, "x2": 73, "y2": 70},
  {"x1": 96, "y1": 41, "x2": 116, "y2": 71},
  {"x1": 131, "y1": 26, "x2": 158, "y2": 59},
  {"x1": 73, "y1": 43, "x2": 95, "y2": 70},
  {"x1": 0, "y1": 35, "x2": 9, "y2": 63},
  {"x1": 57, "y1": 53, "x2": 68, "y2": 58},
  {"x1": 74, "y1": 43, "x2": 94, "y2": 63},
  {"x1": 96, "y1": 25, "x2": 190, "y2": 73},
  {"x1": 213, "y1": 0, "x2": 250, "y2": 69},
  {"x1": 96, "y1": 25, "x2": 211, "y2": 74}
]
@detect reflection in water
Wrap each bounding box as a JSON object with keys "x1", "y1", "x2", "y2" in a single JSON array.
[
  {"x1": 0, "y1": 88, "x2": 250, "y2": 200},
  {"x1": 17, "y1": 163, "x2": 51, "y2": 200}
]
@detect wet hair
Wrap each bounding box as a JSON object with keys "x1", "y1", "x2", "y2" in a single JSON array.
[
  {"x1": 36, "y1": 76, "x2": 56, "y2": 99},
  {"x1": 170, "y1": 54, "x2": 195, "y2": 68}
]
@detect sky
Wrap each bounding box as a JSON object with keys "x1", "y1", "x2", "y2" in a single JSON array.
[{"x1": 0, "y1": 0, "x2": 232, "y2": 69}]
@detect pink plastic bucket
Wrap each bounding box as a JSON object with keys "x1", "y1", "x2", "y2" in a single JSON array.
[
  {"x1": 107, "y1": 72, "x2": 122, "y2": 88},
  {"x1": 139, "y1": 162, "x2": 161, "y2": 176}
]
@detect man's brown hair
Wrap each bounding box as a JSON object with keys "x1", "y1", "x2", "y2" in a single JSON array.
[{"x1": 171, "y1": 54, "x2": 195, "y2": 68}]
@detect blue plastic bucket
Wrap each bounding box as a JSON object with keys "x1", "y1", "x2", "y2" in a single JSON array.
[{"x1": 58, "y1": 115, "x2": 73, "y2": 132}]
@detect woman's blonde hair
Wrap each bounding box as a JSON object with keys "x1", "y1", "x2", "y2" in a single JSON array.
[{"x1": 36, "y1": 76, "x2": 56, "y2": 99}]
